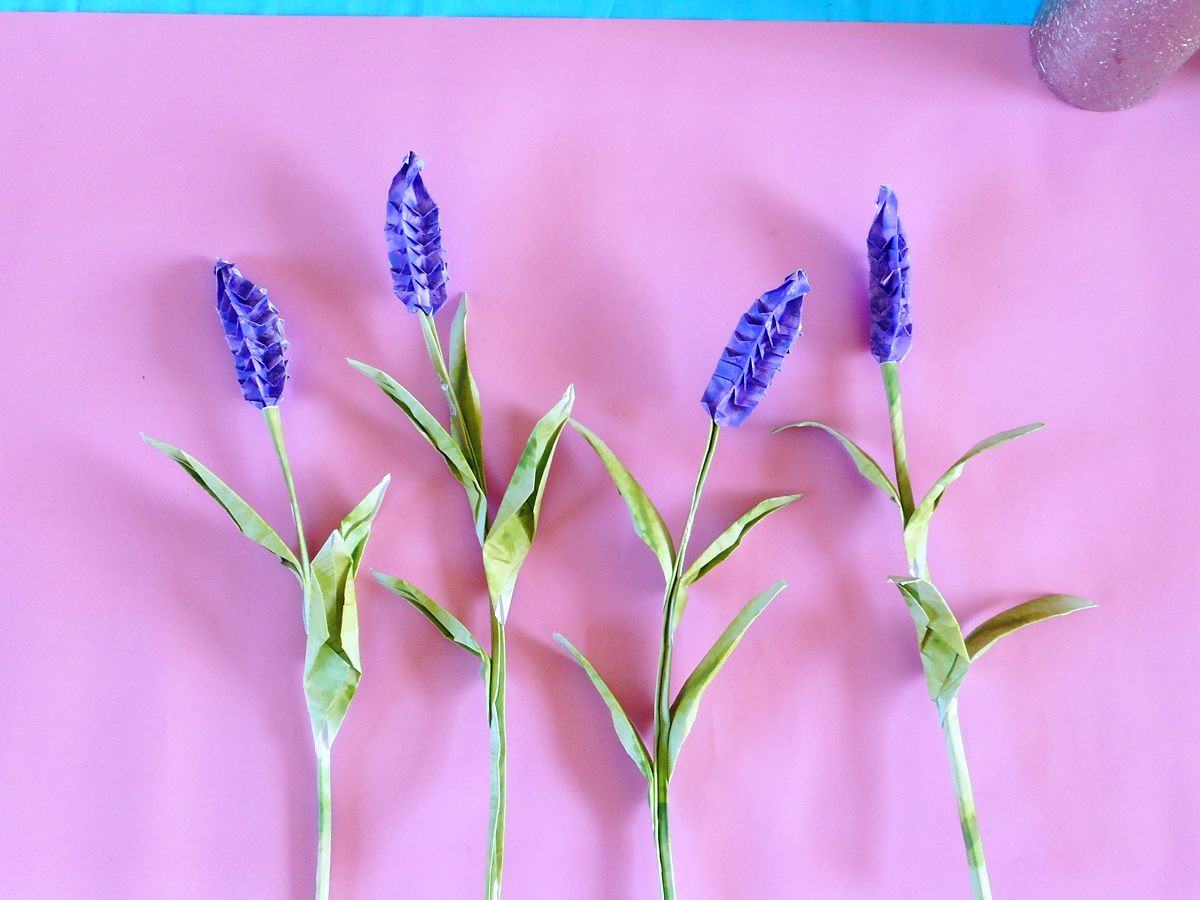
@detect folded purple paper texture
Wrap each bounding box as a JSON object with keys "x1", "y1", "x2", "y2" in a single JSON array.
[
  {"x1": 385, "y1": 151, "x2": 449, "y2": 316},
  {"x1": 214, "y1": 259, "x2": 289, "y2": 408},
  {"x1": 868, "y1": 185, "x2": 912, "y2": 364},
  {"x1": 702, "y1": 270, "x2": 810, "y2": 427}
]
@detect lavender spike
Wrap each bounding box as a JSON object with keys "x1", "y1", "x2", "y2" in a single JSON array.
[
  {"x1": 214, "y1": 259, "x2": 289, "y2": 408},
  {"x1": 385, "y1": 151, "x2": 449, "y2": 315},
  {"x1": 868, "y1": 185, "x2": 913, "y2": 363},
  {"x1": 702, "y1": 271, "x2": 810, "y2": 428}
]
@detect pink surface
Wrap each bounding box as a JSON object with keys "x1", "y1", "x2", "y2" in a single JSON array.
[{"x1": 2, "y1": 12, "x2": 1198, "y2": 899}]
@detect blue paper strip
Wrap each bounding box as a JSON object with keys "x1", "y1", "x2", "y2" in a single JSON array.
[{"x1": 0, "y1": 0, "x2": 1037, "y2": 26}]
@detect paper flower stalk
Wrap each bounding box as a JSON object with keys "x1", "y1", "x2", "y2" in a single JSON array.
[
  {"x1": 556, "y1": 272, "x2": 808, "y2": 899},
  {"x1": 353, "y1": 153, "x2": 573, "y2": 900},
  {"x1": 144, "y1": 261, "x2": 390, "y2": 900},
  {"x1": 778, "y1": 187, "x2": 1094, "y2": 900}
]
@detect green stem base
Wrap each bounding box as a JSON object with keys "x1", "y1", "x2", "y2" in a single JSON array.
[{"x1": 941, "y1": 700, "x2": 992, "y2": 900}]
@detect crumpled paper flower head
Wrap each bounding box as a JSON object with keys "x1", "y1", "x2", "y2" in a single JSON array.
[
  {"x1": 385, "y1": 151, "x2": 449, "y2": 316},
  {"x1": 214, "y1": 259, "x2": 289, "y2": 408},
  {"x1": 702, "y1": 270, "x2": 810, "y2": 428},
  {"x1": 868, "y1": 185, "x2": 912, "y2": 363}
]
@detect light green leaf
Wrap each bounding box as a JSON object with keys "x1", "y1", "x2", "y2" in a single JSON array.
[
  {"x1": 682, "y1": 494, "x2": 803, "y2": 587},
  {"x1": 569, "y1": 419, "x2": 675, "y2": 584},
  {"x1": 449, "y1": 296, "x2": 488, "y2": 491},
  {"x1": 965, "y1": 594, "x2": 1096, "y2": 661},
  {"x1": 667, "y1": 580, "x2": 786, "y2": 776},
  {"x1": 348, "y1": 359, "x2": 487, "y2": 543},
  {"x1": 142, "y1": 434, "x2": 301, "y2": 578},
  {"x1": 554, "y1": 633, "x2": 653, "y2": 782},
  {"x1": 775, "y1": 422, "x2": 900, "y2": 508},
  {"x1": 904, "y1": 424, "x2": 1043, "y2": 566},
  {"x1": 889, "y1": 576, "x2": 970, "y2": 722},
  {"x1": 482, "y1": 386, "x2": 575, "y2": 622},
  {"x1": 304, "y1": 475, "x2": 391, "y2": 752},
  {"x1": 374, "y1": 572, "x2": 490, "y2": 681}
]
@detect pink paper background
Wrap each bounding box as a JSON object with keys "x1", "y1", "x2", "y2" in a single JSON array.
[{"x1": 2, "y1": 13, "x2": 1198, "y2": 899}]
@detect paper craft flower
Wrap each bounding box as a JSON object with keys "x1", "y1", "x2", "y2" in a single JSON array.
[
  {"x1": 702, "y1": 270, "x2": 810, "y2": 427},
  {"x1": 867, "y1": 185, "x2": 912, "y2": 364},
  {"x1": 558, "y1": 269, "x2": 809, "y2": 899},
  {"x1": 778, "y1": 186, "x2": 1093, "y2": 900},
  {"x1": 385, "y1": 151, "x2": 449, "y2": 316},
  {"x1": 215, "y1": 259, "x2": 289, "y2": 408}
]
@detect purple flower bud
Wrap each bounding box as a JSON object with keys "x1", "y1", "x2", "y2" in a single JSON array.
[
  {"x1": 214, "y1": 259, "x2": 289, "y2": 408},
  {"x1": 385, "y1": 151, "x2": 449, "y2": 316},
  {"x1": 868, "y1": 185, "x2": 912, "y2": 363},
  {"x1": 702, "y1": 271, "x2": 810, "y2": 428}
]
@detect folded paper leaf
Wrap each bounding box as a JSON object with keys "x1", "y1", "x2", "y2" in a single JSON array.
[
  {"x1": 374, "y1": 572, "x2": 491, "y2": 681},
  {"x1": 554, "y1": 633, "x2": 654, "y2": 782},
  {"x1": 702, "y1": 271, "x2": 810, "y2": 428},
  {"x1": 868, "y1": 185, "x2": 913, "y2": 364},
  {"x1": 570, "y1": 419, "x2": 675, "y2": 584},
  {"x1": 904, "y1": 424, "x2": 1043, "y2": 567},
  {"x1": 682, "y1": 494, "x2": 803, "y2": 587},
  {"x1": 965, "y1": 594, "x2": 1096, "y2": 661},
  {"x1": 142, "y1": 434, "x2": 301, "y2": 578},
  {"x1": 214, "y1": 259, "x2": 289, "y2": 408},
  {"x1": 449, "y1": 296, "x2": 488, "y2": 490},
  {"x1": 666, "y1": 579, "x2": 786, "y2": 777},
  {"x1": 385, "y1": 151, "x2": 449, "y2": 316},
  {"x1": 349, "y1": 359, "x2": 488, "y2": 542},
  {"x1": 482, "y1": 386, "x2": 575, "y2": 622},
  {"x1": 305, "y1": 475, "x2": 390, "y2": 752},
  {"x1": 774, "y1": 421, "x2": 901, "y2": 509},
  {"x1": 890, "y1": 576, "x2": 969, "y2": 722}
]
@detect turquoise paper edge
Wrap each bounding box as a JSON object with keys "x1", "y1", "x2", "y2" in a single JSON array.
[{"x1": 0, "y1": 0, "x2": 1037, "y2": 26}]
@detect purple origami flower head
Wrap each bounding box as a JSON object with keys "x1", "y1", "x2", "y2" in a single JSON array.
[
  {"x1": 702, "y1": 270, "x2": 810, "y2": 428},
  {"x1": 385, "y1": 151, "x2": 449, "y2": 316},
  {"x1": 214, "y1": 259, "x2": 289, "y2": 408},
  {"x1": 867, "y1": 185, "x2": 912, "y2": 363}
]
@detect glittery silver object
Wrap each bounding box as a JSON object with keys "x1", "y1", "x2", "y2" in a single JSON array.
[{"x1": 1031, "y1": 0, "x2": 1200, "y2": 111}]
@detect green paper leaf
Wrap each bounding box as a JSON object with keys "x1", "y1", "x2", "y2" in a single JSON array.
[
  {"x1": 666, "y1": 579, "x2": 786, "y2": 776},
  {"x1": 305, "y1": 474, "x2": 390, "y2": 752},
  {"x1": 449, "y1": 295, "x2": 488, "y2": 492},
  {"x1": 904, "y1": 424, "x2": 1043, "y2": 566},
  {"x1": 554, "y1": 633, "x2": 653, "y2": 782},
  {"x1": 889, "y1": 576, "x2": 970, "y2": 722},
  {"x1": 142, "y1": 434, "x2": 301, "y2": 579},
  {"x1": 569, "y1": 419, "x2": 675, "y2": 584},
  {"x1": 965, "y1": 594, "x2": 1096, "y2": 661},
  {"x1": 775, "y1": 421, "x2": 900, "y2": 508},
  {"x1": 682, "y1": 494, "x2": 803, "y2": 587},
  {"x1": 349, "y1": 359, "x2": 488, "y2": 543},
  {"x1": 374, "y1": 572, "x2": 490, "y2": 681},
  {"x1": 482, "y1": 386, "x2": 575, "y2": 622}
]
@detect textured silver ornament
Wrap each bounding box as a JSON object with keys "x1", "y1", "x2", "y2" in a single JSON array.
[{"x1": 1031, "y1": 0, "x2": 1200, "y2": 111}]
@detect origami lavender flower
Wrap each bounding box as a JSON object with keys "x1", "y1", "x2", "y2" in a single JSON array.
[
  {"x1": 868, "y1": 185, "x2": 912, "y2": 364},
  {"x1": 215, "y1": 259, "x2": 289, "y2": 408},
  {"x1": 385, "y1": 151, "x2": 449, "y2": 316},
  {"x1": 702, "y1": 270, "x2": 810, "y2": 427}
]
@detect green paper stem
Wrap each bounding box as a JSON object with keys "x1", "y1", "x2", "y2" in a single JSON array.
[
  {"x1": 486, "y1": 612, "x2": 507, "y2": 900},
  {"x1": 652, "y1": 420, "x2": 720, "y2": 900},
  {"x1": 880, "y1": 362, "x2": 924, "y2": 576},
  {"x1": 264, "y1": 405, "x2": 310, "y2": 573},
  {"x1": 942, "y1": 699, "x2": 992, "y2": 900},
  {"x1": 315, "y1": 749, "x2": 332, "y2": 900}
]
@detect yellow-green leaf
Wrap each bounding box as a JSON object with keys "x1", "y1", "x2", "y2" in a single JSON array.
[
  {"x1": 555, "y1": 633, "x2": 652, "y2": 782},
  {"x1": 349, "y1": 359, "x2": 487, "y2": 543},
  {"x1": 775, "y1": 421, "x2": 900, "y2": 508},
  {"x1": 142, "y1": 434, "x2": 301, "y2": 579},
  {"x1": 449, "y1": 295, "x2": 487, "y2": 492},
  {"x1": 482, "y1": 386, "x2": 575, "y2": 622},
  {"x1": 666, "y1": 580, "x2": 786, "y2": 777},
  {"x1": 375, "y1": 572, "x2": 490, "y2": 681},
  {"x1": 570, "y1": 419, "x2": 675, "y2": 584},
  {"x1": 965, "y1": 594, "x2": 1096, "y2": 661},
  {"x1": 889, "y1": 576, "x2": 969, "y2": 722}
]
